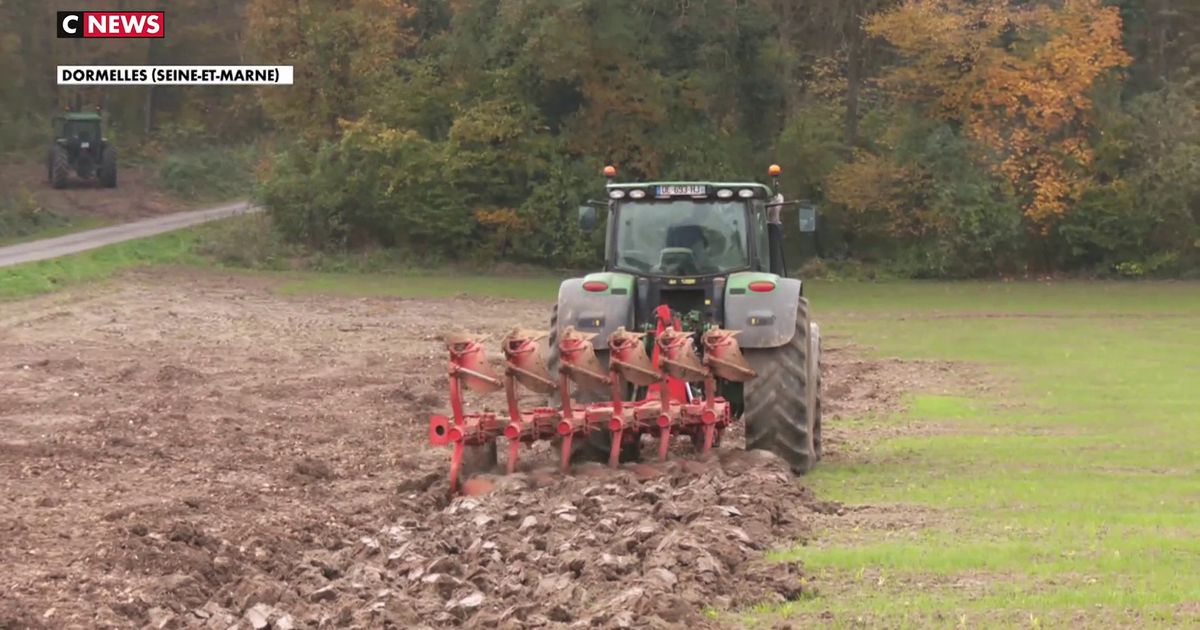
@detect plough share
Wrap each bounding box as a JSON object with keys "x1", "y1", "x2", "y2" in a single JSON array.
[{"x1": 429, "y1": 308, "x2": 757, "y2": 493}]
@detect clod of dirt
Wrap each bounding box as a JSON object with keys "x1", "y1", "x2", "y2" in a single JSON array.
[
  {"x1": 155, "y1": 364, "x2": 205, "y2": 385},
  {"x1": 291, "y1": 456, "x2": 335, "y2": 481},
  {"x1": 14, "y1": 357, "x2": 85, "y2": 372},
  {"x1": 307, "y1": 585, "x2": 338, "y2": 603},
  {"x1": 244, "y1": 603, "x2": 274, "y2": 629}
]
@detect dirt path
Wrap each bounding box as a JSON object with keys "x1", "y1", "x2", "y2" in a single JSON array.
[
  {"x1": 0, "y1": 201, "x2": 257, "y2": 268},
  {"x1": 0, "y1": 270, "x2": 959, "y2": 629},
  {"x1": 0, "y1": 161, "x2": 189, "y2": 223}
]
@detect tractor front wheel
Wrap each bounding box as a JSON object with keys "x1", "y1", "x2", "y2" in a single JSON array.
[
  {"x1": 99, "y1": 146, "x2": 117, "y2": 188},
  {"x1": 50, "y1": 146, "x2": 70, "y2": 189},
  {"x1": 741, "y1": 297, "x2": 818, "y2": 474}
]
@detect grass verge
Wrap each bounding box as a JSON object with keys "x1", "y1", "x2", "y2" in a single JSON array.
[
  {"x1": 0, "y1": 230, "x2": 202, "y2": 301},
  {"x1": 0, "y1": 215, "x2": 564, "y2": 302},
  {"x1": 0, "y1": 216, "x2": 112, "y2": 247}
]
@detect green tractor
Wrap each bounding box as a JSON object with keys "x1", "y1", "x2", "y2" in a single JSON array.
[
  {"x1": 47, "y1": 110, "x2": 118, "y2": 189},
  {"x1": 550, "y1": 164, "x2": 823, "y2": 473}
]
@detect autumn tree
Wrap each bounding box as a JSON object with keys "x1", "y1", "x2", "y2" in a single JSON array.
[
  {"x1": 247, "y1": 0, "x2": 418, "y2": 138},
  {"x1": 859, "y1": 0, "x2": 1130, "y2": 227},
  {"x1": 4, "y1": 0, "x2": 1187, "y2": 275}
]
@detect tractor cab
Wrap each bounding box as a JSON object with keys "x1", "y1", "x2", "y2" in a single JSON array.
[
  {"x1": 575, "y1": 168, "x2": 798, "y2": 335},
  {"x1": 55, "y1": 112, "x2": 104, "y2": 151},
  {"x1": 603, "y1": 182, "x2": 770, "y2": 277}
]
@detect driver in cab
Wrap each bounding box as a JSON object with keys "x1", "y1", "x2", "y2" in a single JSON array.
[{"x1": 660, "y1": 205, "x2": 730, "y2": 276}]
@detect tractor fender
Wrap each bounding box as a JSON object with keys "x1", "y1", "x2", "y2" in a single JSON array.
[
  {"x1": 723, "y1": 275, "x2": 803, "y2": 349},
  {"x1": 554, "y1": 274, "x2": 635, "y2": 343}
]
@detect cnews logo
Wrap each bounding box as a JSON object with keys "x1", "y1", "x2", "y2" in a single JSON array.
[{"x1": 57, "y1": 11, "x2": 164, "y2": 38}]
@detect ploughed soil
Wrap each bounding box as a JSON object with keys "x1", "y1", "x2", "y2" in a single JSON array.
[
  {"x1": 0, "y1": 161, "x2": 190, "y2": 222},
  {"x1": 0, "y1": 270, "x2": 962, "y2": 629}
]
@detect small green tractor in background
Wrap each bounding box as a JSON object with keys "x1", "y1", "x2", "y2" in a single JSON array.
[{"x1": 47, "y1": 109, "x2": 118, "y2": 189}]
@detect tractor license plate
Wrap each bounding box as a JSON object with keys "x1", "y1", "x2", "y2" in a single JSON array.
[
  {"x1": 656, "y1": 185, "x2": 707, "y2": 197},
  {"x1": 80, "y1": 142, "x2": 89, "y2": 149}
]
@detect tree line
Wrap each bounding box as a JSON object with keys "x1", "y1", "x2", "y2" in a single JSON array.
[{"x1": 2, "y1": 0, "x2": 1197, "y2": 277}]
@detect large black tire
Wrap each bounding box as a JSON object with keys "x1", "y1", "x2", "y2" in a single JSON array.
[
  {"x1": 811, "y1": 322, "x2": 823, "y2": 461},
  {"x1": 546, "y1": 305, "x2": 640, "y2": 464},
  {"x1": 99, "y1": 146, "x2": 117, "y2": 188},
  {"x1": 50, "y1": 146, "x2": 70, "y2": 189},
  {"x1": 742, "y1": 297, "x2": 818, "y2": 474}
]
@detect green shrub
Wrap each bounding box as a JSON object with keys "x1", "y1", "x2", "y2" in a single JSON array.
[
  {"x1": 0, "y1": 189, "x2": 68, "y2": 242},
  {"x1": 0, "y1": 115, "x2": 45, "y2": 153},
  {"x1": 157, "y1": 146, "x2": 257, "y2": 200},
  {"x1": 192, "y1": 213, "x2": 296, "y2": 270}
]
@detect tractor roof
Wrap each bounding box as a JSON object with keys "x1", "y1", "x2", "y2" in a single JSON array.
[
  {"x1": 61, "y1": 112, "x2": 102, "y2": 121},
  {"x1": 607, "y1": 181, "x2": 770, "y2": 191},
  {"x1": 606, "y1": 181, "x2": 773, "y2": 200}
]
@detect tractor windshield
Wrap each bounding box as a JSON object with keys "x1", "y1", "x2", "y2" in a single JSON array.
[
  {"x1": 62, "y1": 120, "x2": 100, "y2": 144},
  {"x1": 613, "y1": 200, "x2": 750, "y2": 276}
]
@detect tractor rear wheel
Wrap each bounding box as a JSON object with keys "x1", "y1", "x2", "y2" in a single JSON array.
[
  {"x1": 811, "y1": 322, "x2": 823, "y2": 460},
  {"x1": 50, "y1": 146, "x2": 70, "y2": 189},
  {"x1": 546, "y1": 305, "x2": 641, "y2": 465},
  {"x1": 741, "y1": 297, "x2": 818, "y2": 474},
  {"x1": 99, "y1": 146, "x2": 117, "y2": 188}
]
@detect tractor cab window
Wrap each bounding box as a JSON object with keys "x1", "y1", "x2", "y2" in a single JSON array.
[
  {"x1": 754, "y1": 202, "x2": 770, "y2": 272},
  {"x1": 64, "y1": 121, "x2": 98, "y2": 144},
  {"x1": 614, "y1": 200, "x2": 749, "y2": 276}
]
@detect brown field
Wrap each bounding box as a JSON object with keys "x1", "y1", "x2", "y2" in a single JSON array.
[
  {"x1": 0, "y1": 269, "x2": 948, "y2": 629},
  {"x1": 0, "y1": 161, "x2": 190, "y2": 222}
]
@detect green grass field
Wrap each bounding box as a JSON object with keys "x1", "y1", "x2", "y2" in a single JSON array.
[
  {"x1": 749, "y1": 282, "x2": 1200, "y2": 628},
  {"x1": 3, "y1": 229, "x2": 1197, "y2": 626}
]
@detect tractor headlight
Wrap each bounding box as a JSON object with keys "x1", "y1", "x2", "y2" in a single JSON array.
[
  {"x1": 737, "y1": 188, "x2": 755, "y2": 199},
  {"x1": 628, "y1": 189, "x2": 646, "y2": 199},
  {"x1": 716, "y1": 189, "x2": 734, "y2": 199},
  {"x1": 609, "y1": 189, "x2": 626, "y2": 200}
]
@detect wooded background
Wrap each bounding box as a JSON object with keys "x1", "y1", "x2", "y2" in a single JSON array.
[{"x1": 2, "y1": 0, "x2": 1197, "y2": 277}]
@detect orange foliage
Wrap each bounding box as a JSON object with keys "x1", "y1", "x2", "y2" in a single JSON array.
[
  {"x1": 826, "y1": 151, "x2": 938, "y2": 237},
  {"x1": 867, "y1": 0, "x2": 1130, "y2": 225},
  {"x1": 474, "y1": 208, "x2": 528, "y2": 232}
]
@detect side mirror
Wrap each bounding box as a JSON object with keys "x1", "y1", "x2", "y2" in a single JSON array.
[
  {"x1": 797, "y1": 201, "x2": 818, "y2": 233},
  {"x1": 578, "y1": 205, "x2": 598, "y2": 232}
]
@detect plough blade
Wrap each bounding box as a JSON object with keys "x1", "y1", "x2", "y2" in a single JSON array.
[
  {"x1": 502, "y1": 328, "x2": 557, "y2": 394},
  {"x1": 608, "y1": 327, "x2": 661, "y2": 386},
  {"x1": 558, "y1": 326, "x2": 610, "y2": 392},
  {"x1": 444, "y1": 332, "x2": 503, "y2": 393},
  {"x1": 701, "y1": 328, "x2": 756, "y2": 382},
  {"x1": 657, "y1": 328, "x2": 708, "y2": 382}
]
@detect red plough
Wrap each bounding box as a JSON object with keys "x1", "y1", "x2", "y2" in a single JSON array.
[{"x1": 429, "y1": 310, "x2": 757, "y2": 494}]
